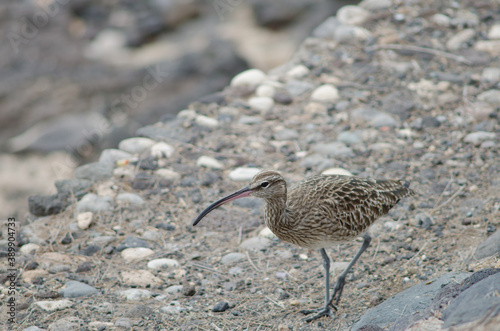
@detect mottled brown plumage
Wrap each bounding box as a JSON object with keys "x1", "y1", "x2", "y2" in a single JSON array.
[{"x1": 193, "y1": 170, "x2": 414, "y2": 322}]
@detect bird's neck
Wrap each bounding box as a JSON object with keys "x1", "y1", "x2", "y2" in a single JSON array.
[{"x1": 264, "y1": 195, "x2": 289, "y2": 229}]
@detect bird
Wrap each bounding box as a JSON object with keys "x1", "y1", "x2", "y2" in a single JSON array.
[{"x1": 193, "y1": 170, "x2": 415, "y2": 322}]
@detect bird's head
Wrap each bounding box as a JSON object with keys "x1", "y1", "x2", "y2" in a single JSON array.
[{"x1": 192, "y1": 170, "x2": 286, "y2": 226}]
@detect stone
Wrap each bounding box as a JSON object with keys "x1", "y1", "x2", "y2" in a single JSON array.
[
  {"x1": 446, "y1": 29, "x2": 475, "y2": 50},
  {"x1": 240, "y1": 237, "x2": 271, "y2": 251},
  {"x1": 274, "y1": 128, "x2": 299, "y2": 141},
  {"x1": 124, "y1": 304, "x2": 154, "y2": 318},
  {"x1": 117, "y1": 236, "x2": 151, "y2": 251},
  {"x1": 60, "y1": 281, "x2": 98, "y2": 298},
  {"x1": 116, "y1": 193, "x2": 145, "y2": 208},
  {"x1": 229, "y1": 167, "x2": 261, "y2": 181},
  {"x1": 196, "y1": 156, "x2": 224, "y2": 169},
  {"x1": 121, "y1": 270, "x2": 161, "y2": 287},
  {"x1": 477, "y1": 90, "x2": 500, "y2": 104},
  {"x1": 99, "y1": 149, "x2": 132, "y2": 167},
  {"x1": 334, "y1": 25, "x2": 372, "y2": 43},
  {"x1": 285, "y1": 80, "x2": 314, "y2": 97},
  {"x1": 273, "y1": 91, "x2": 293, "y2": 105},
  {"x1": 473, "y1": 231, "x2": 500, "y2": 260},
  {"x1": 351, "y1": 108, "x2": 398, "y2": 128},
  {"x1": 238, "y1": 116, "x2": 263, "y2": 125},
  {"x1": 322, "y1": 168, "x2": 353, "y2": 176},
  {"x1": 475, "y1": 40, "x2": 500, "y2": 56},
  {"x1": 20, "y1": 243, "x2": 41, "y2": 255},
  {"x1": 313, "y1": 142, "x2": 355, "y2": 158},
  {"x1": 229, "y1": 267, "x2": 243, "y2": 275},
  {"x1": 255, "y1": 84, "x2": 276, "y2": 97},
  {"x1": 337, "y1": 131, "x2": 362, "y2": 145},
  {"x1": 76, "y1": 194, "x2": 113, "y2": 214},
  {"x1": 150, "y1": 142, "x2": 174, "y2": 158},
  {"x1": 212, "y1": 301, "x2": 230, "y2": 312},
  {"x1": 359, "y1": 0, "x2": 391, "y2": 10},
  {"x1": 74, "y1": 162, "x2": 113, "y2": 181},
  {"x1": 259, "y1": 227, "x2": 277, "y2": 240},
  {"x1": 165, "y1": 285, "x2": 183, "y2": 294},
  {"x1": 195, "y1": 115, "x2": 219, "y2": 128},
  {"x1": 310, "y1": 84, "x2": 339, "y2": 103},
  {"x1": 286, "y1": 65, "x2": 309, "y2": 79},
  {"x1": 156, "y1": 168, "x2": 181, "y2": 180},
  {"x1": 119, "y1": 137, "x2": 156, "y2": 155},
  {"x1": 221, "y1": 252, "x2": 246, "y2": 265},
  {"x1": 481, "y1": 67, "x2": 500, "y2": 83},
  {"x1": 55, "y1": 179, "x2": 92, "y2": 198},
  {"x1": 248, "y1": 96, "x2": 274, "y2": 112},
  {"x1": 36, "y1": 299, "x2": 74, "y2": 312},
  {"x1": 88, "y1": 236, "x2": 116, "y2": 247},
  {"x1": 147, "y1": 258, "x2": 180, "y2": 269},
  {"x1": 337, "y1": 5, "x2": 370, "y2": 26},
  {"x1": 177, "y1": 109, "x2": 197, "y2": 120},
  {"x1": 299, "y1": 154, "x2": 335, "y2": 171},
  {"x1": 121, "y1": 247, "x2": 155, "y2": 263},
  {"x1": 432, "y1": 14, "x2": 451, "y2": 27},
  {"x1": 77, "y1": 212, "x2": 93, "y2": 230},
  {"x1": 463, "y1": 132, "x2": 496, "y2": 146},
  {"x1": 312, "y1": 16, "x2": 341, "y2": 38},
  {"x1": 28, "y1": 194, "x2": 68, "y2": 216},
  {"x1": 160, "y1": 301, "x2": 188, "y2": 314},
  {"x1": 231, "y1": 69, "x2": 266, "y2": 87},
  {"x1": 488, "y1": 24, "x2": 500, "y2": 39},
  {"x1": 114, "y1": 318, "x2": 132, "y2": 329}
]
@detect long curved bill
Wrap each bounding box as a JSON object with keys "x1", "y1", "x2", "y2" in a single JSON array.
[{"x1": 193, "y1": 186, "x2": 252, "y2": 226}]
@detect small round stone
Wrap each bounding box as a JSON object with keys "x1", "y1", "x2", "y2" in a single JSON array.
[
  {"x1": 121, "y1": 247, "x2": 155, "y2": 263},
  {"x1": 248, "y1": 96, "x2": 274, "y2": 112},
  {"x1": 119, "y1": 137, "x2": 156, "y2": 154},
  {"x1": 231, "y1": 69, "x2": 267, "y2": 87},
  {"x1": 311, "y1": 84, "x2": 340, "y2": 103},
  {"x1": 77, "y1": 212, "x2": 93, "y2": 230},
  {"x1": 255, "y1": 85, "x2": 275, "y2": 97},
  {"x1": 195, "y1": 115, "x2": 219, "y2": 128},
  {"x1": 337, "y1": 5, "x2": 370, "y2": 26},
  {"x1": 150, "y1": 142, "x2": 174, "y2": 158},
  {"x1": 229, "y1": 167, "x2": 261, "y2": 181},
  {"x1": 286, "y1": 65, "x2": 310, "y2": 79}
]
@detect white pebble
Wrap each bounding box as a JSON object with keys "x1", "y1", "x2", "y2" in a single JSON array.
[
  {"x1": 248, "y1": 96, "x2": 274, "y2": 112},
  {"x1": 464, "y1": 132, "x2": 496, "y2": 146},
  {"x1": 121, "y1": 247, "x2": 155, "y2": 263},
  {"x1": 432, "y1": 14, "x2": 451, "y2": 27},
  {"x1": 255, "y1": 85, "x2": 276, "y2": 97},
  {"x1": 488, "y1": 24, "x2": 500, "y2": 39},
  {"x1": 196, "y1": 156, "x2": 223, "y2": 169},
  {"x1": 286, "y1": 65, "x2": 310, "y2": 79},
  {"x1": 20, "y1": 243, "x2": 41, "y2": 255},
  {"x1": 147, "y1": 258, "x2": 180, "y2": 269},
  {"x1": 221, "y1": 252, "x2": 246, "y2": 265},
  {"x1": 156, "y1": 168, "x2": 181, "y2": 180},
  {"x1": 474, "y1": 40, "x2": 500, "y2": 56},
  {"x1": 337, "y1": 5, "x2": 370, "y2": 26},
  {"x1": 446, "y1": 29, "x2": 475, "y2": 50},
  {"x1": 359, "y1": 0, "x2": 391, "y2": 10},
  {"x1": 150, "y1": 142, "x2": 174, "y2": 158},
  {"x1": 481, "y1": 67, "x2": 500, "y2": 83},
  {"x1": 177, "y1": 109, "x2": 197, "y2": 120},
  {"x1": 116, "y1": 193, "x2": 144, "y2": 208},
  {"x1": 229, "y1": 167, "x2": 261, "y2": 181},
  {"x1": 119, "y1": 289, "x2": 152, "y2": 301},
  {"x1": 165, "y1": 285, "x2": 183, "y2": 294},
  {"x1": 77, "y1": 212, "x2": 94, "y2": 230},
  {"x1": 311, "y1": 84, "x2": 340, "y2": 103},
  {"x1": 334, "y1": 25, "x2": 372, "y2": 43},
  {"x1": 119, "y1": 137, "x2": 156, "y2": 154},
  {"x1": 36, "y1": 299, "x2": 73, "y2": 312},
  {"x1": 259, "y1": 227, "x2": 277, "y2": 240},
  {"x1": 231, "y1": 69, "x2": 267, "y2": 87},
  {"x1": 195, "y1": 115, "x2": 219, "y2": 128},
  {"x1": 321, "y1": 168, "x2": 353, "y2": 176}
]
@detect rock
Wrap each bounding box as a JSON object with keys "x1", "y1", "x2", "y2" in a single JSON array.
[
  {"x1": 432, "y1": 14, "x2": 451, "y2": 27},
  {"x1": 446, "y1": 29, "x2": 475, "y2": 50},
  {"x1": 310, "y1": 84, "x2": 339, "y2": 103},
  {"x1": 300, "y1": 154, "x2": 335, "y2": 171},
  {"x1": 36, "y1": 299, "x2": 74, "y2": 312},
  {"x1": 196, "y1": 156, "x2": 224, "y2": 169},
  {"x1": 475, "y1": 40, "x2": 500, "y2": 56},
  {"x1": 20, "y1": 243, "x2": 41, "y2": 255},
  {"x1": 75, "y1": 194, "x2": 113, "y2": 214},
  {"x1": 351, "y1": 108, "x2": 398, "y2": 128},
  {"x1": 313, "y1": 142, "x2": 355, "y2": 158},
  {"x1": 359, "y1": 0, "x2": 392, "y2": 10},
  {"x1": 147, "y1": 258, "x2": 180, "y2": 269},
  {"x1": 322, "y1": 168, "x2": 353, "y2": 176},
  {"x1": 116, "y1": 236, "x2": 151, "y2": 251},
  {"x1": 286, "y1": 65, "x2": 309, "y2": 79},
  {"x1": 177, "y1": 109, "x2": 197, "y2": 120},
  {"x1": 274, "y1": 128, "x2": 299, "y2": 141},
  {"x1": 150, "y1": 142, "x2": 174, "y2": 158},
  {"x1": 334, "y1": 25, "x2": 372, "y2": 43},
  {"x1": 28, "y1": 194, "x2": 68, "y2": 216},
  {"x1": 22, "y1": 327, "x2": 46, "y2": 331},
  {"x1": 273, "y1": 91, "x2": 293, "y2": 105},
  {"x1": 477, "y1": 89, "x2": 500, "y2": 104},
  {"x1": 60, "y1": 281, "x2": 98, "y2": 298},
  {"x1": 488, "y1": 24, "x2": 500, "y2": 39},
  {"x1": 312, "y1": 16, "x2": 341, "y2": 38},
  {"x1": 238, "y1": 116, "x2": 263, "y2": 125},
  {"x1": 195, "y1": 115, "x2": 219, "y2": 128},
  {"x1": 121, "y1": 270, "x2": 161, "y2": 287},
  {"x1": 114, "y1": 318, "x2": 132, "y2": 329},
  {"x1": 121, "y1": 247, "x2": 155, "y2": 263},
  {"x1": 473, "y1": 231, "x2": 500, "y2": 260},
  {"x1": 160, "y1": 301, "x2": 187, "y2": 314},
  {"x1": 74, "y1": 162, "x2": 113, "y2": 181},
  {"x1": 49, "y1": 264, "x2": 71, "y2": 273},
  {"x1": 352, "y1": 272, "x2": 469, "y2": 330},
  {"x1": 231, "y1": 69, "x2": 266, "y2": 87},
  {"x1": 165, "y1": 285, "x2": 183, "y2": 294},
  {"x1": 240, "y1": 237, "x2": 271, "y2": 251},
  {"x1": 116, "y1": 193, "x2": 145, "y2": 208},
  {"x1": 212, "y1": 301, "x2": 230, "y2": 312},
  {"x1": 156, "y1": 168, "x2": 181, "y2": 180},
  {"x1": 119, "y1": 137, "x2": 156, "y2": 154},
  {"x1": 77, "y1": 212, "x2": 93, "y2": 230},
  {"x1": 229, "y1": 267, "x2": 243, "y2": 275},
  {"x1": 259, "y1": 227, "x2": 277, "y2": 240},
  {"x1": 256, "y1": 84, "x2": 276, "y2": 97},
  {"x1": 76, "y1": 262, "x2": 93, "y2": 273},
  {"x1": 99, "y1": 149, "x2": 132, "y2": 167},
  {"x1": 229, "y1": 167, "x2": 260, "y2": 181},
  {"x1": 248, "y1": 96, "x2": 274, "y2": 112},
  {"x1": 221, "y1": 252, "x2": 246, "y2": 265},
  {"x1": 337, "y1": 131, "x2": 362, "y2": 145},
  {"x1": 337, "y1": 5, "x2": 370, "y2": 26},
  {"x1": 88, "y1": 236, "x2": 116, "y2": 247},
  {"x1": 463, "y1": 132, "x2": 496, "y2": 146},
  {"x1": 285, "y1": 80, "x2": 314, "y2": 97},
  {"x1": 124, "y1": 304, "x2": 154, "y2": 318},
  {"x1": 481, "y1": 67, "x2": 500, "y2": 83},
  {"x1": 55, "y1": 179, "x2": 92, "y2": 199}
]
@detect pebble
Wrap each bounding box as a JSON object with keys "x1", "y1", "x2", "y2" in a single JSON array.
[
  {"x1": 147, "y1": 258, "x2": 180, "y2": 269},
  {"x1": 165, "y1": 285, "x2": 183, "y2": 294},
  {"x1": 473, "y1": 230, "x2": 500, "y2": 260},
  {"x1": 177, "y1": 109, "x2": 197, "y2": 120},
  {"x1": 286, "y1": 65, "x2": 310, "y2": 79},
  {"x1": 221, "y1": 252, "x2": 246, "y2": 265},
  {"x1": 229, "y1": 167, "x2": 260, "y2": 181},
  {"x1": 74, "y1": 162, "x2": 113, "y2": 181},
  {"x1": 231, "y1": 69, "x2": 266, "y2": 87},
  {"x1": 477, "y1": 89, "x2": 500, "y2": 104},
  {"x1": 156, "y1": 168, "x2": 181, "y2": 181},
  {"x1": 115, "y1": 193, "x2": 145, "y2": 209},
  {"x1": 36, "y1": 299, "x2": 73, "y2": 311},
  {"x1": 286, "y1": 80, "x2": 314, "y2": 96},
  {"x1": 28, "y1": 194, "x2": 68, "y2": 217},
  {"x1": 22, "y1": 327, "x2": 45, "y2": 331},
  {"x1": 212, "y1": 301, "x2": 230, "y2": 312},
  {"x1": 313, "y1": 142, "x2": 355, "y2": 158},
  {"x1": 334, "y1": 25, "x2": 372, "y2": 43},
  {"x1": 274, "y1": 128, "x2": 299, "y2": 141},
  {"x1": 160, "y1": 301, "x2": 188, "y2": 314},
  {"x1": 322, "y1": 168, "x2": 353, "y2": 176},
  {"x1": 384, "y1": 221, "x2": 403, "y2": 231},
  {"x1": 337, "y1": 131, "x2": 362, "y2": 145},
  {"x1": 77, "y1": 211, "x2": 93, "y2": 230},
  {"x1": 238, "y1": 115, "x2": 263, "y2": 125},
  {"x1": 121, "y1": 270, "x2": 161, "y2": 287},
  {"x1": 150, "y1": 142, "x2": 174, "y2": 158},
  {"x1": 196, "y1": 156, "x2": 224, "y2": 169},
  {"x1": 76, "y1": 193, "x2": 113, "y2": 214},
  {"x1": 312, "y1": 16, "x2": 341, "y2": 38},
  {"x1": 463, "y1": 131, "x2": 496, "y2": 146},
  {"x1": 351, "y1": 108, "x2": 398, "y2": 127},
  {"x1": 60, "y1": 281, "x2": 98, "y2": 298},
  {"x1": 121, "y1": 247, "x2": 155, "y2": 263},
  {"x1": 141, "y1": 229, "x2": 161, "y2": 241},
  {"x1": 488, "y1": 24, "x2": 500, "y2": 39},
  {"x1": 240, "y1": 237, "x2": 271, "y2": 251},
  {"x1": 255, "y1": 84, "x2": 276, "y2": 97},
  {"x1": 300, "y1": 154, "x2": 334, "y2": 171},
  {"x1": 248, "y1": 96, "x2": 274, "y2": 112},
  {"x1": 432, "y1": 14, "x2": 451, "y2": 27},
  {"x1": 99, "y1": 149, "x2": 132, "y2": 166},
  {"x1": 474, "y1": 40, "x2": 500, "y2": 56},
  {"x1": 114, "y1": 318, "x2": 132, "y2": 329},
  {"x1": 359, "y1": 0, "x2": 391, "y2": 10},
  {"x1": 20, "y1": 243, "x2": 41, "y2": 255},
  {"x1": 50, "y1": 264, "x2": 71, "y2": 273},
  {"x1": 481, "y1": 67, "x2": 500, "y2": 83},
  {"x1": 310, "y1": 84, "x2": 339, "y2": 103},
  {"x1": 195, "y1": 115, "x2": 219, "y2": 128},
  {"x1": 229, "y1": 267, "x2": 243, "y2": 275},
  {"x1": 275, "y1": 249, "x2": 293, "y2": 259},
  {"x1": 337, "y1": 5, "x2": 370, "y2": 26},
  {"x1": 55, "y1": 179, "x2": 92, "y2": 198},
  {"x1": 119, "y1": 137, "x2": 156, "y2": 154},
  {"x1": 273, "y1": 91, "x2": 293, "y2": 105},
  {"x1": 446, "y1": 29, "x2": 475, "y2": 50},
  {"x1": 259, "y1": 227, "x2": 277, "y2": 240}
]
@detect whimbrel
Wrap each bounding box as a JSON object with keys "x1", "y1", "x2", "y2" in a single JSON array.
[{"x1": 193, "y1": 170, "x2": 414, "y2": 322}]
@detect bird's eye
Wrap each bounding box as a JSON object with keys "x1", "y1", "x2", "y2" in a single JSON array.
[{"x1": 261, "y1": 181, "x2": 269, "y2": 188}]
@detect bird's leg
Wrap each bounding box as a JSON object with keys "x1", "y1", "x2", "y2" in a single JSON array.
[
  {"x1": 329, "y1": 234, "x2": 372, "y2": 306},
  {"x1": 301, "y1": 248, "x2": 337, "y2": 322}
]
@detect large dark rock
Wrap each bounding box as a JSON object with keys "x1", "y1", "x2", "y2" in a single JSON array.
[{"x1": 28, "y1": 194, "x2": 69, "y2": 216}]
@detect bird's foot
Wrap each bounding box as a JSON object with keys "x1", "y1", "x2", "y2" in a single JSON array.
[
  {"x1": 300, "y1": 304, "x2": 337, "y2": 322},
  {"x1": 331, "y1": 277, "x2": 346, "y2": 305}
]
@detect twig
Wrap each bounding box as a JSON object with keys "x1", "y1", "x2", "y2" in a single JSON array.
[
  {"x1": 246, "y1": 251, "x2": 261, "y2": 272},
  {"x1": 190, "y1": 262, "x2": 223, "y2": 275},
  {"x1": 367, "y1": 44, "x2": 472, "y2": 64},
  {"x1": 265, "y1": 295, "x2": 286, "y2": 309},
  {"x1": 211, "y1": 323, "x2": 222, "y2": 331},
  {"x1": 433, "y1": 175, "x2": 453, "y2": 209},
  {"x1": 432, "y1": 186, "x2": 465, "y2": 212}
]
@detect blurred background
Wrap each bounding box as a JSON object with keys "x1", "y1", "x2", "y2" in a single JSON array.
[{"x1": 0, "y1": 0, "x2": 357, "y2": 220}]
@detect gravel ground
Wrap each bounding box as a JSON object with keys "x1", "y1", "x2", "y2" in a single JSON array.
[{"x1": 2, "y1": 0, "x2": 500, "y2": 330}]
